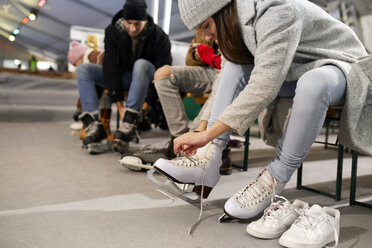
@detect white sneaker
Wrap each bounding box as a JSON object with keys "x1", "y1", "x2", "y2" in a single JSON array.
[
  {"x1": 246, "y1": 195, "x2": 309, "y2": 239},
  {"x1": 224, "y1": 168, "x2": 286, "y2": 220},
  {"x1": 279, "y1": 204, "x2": 340, "y2": 248},
  {"x1": 154, "y1": 142, "x2": 222, "y2": 198}
]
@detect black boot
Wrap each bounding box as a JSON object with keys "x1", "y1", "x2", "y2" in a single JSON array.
[
  {"x1": 79, "y1": 112, "x2": 107, "y2": 146},
  {"x1": 113, "y1": 110, "x2": 139, "y2": 153},
  {"x1": 220, "y1": 147, "x2": 232, "y2": 175}
]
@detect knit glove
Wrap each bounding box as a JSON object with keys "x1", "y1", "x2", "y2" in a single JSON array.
[{"x1": 197, "y1": 44, "x2": 221, "y2": 69}]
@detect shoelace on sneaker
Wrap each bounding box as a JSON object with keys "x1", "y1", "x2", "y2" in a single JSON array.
[
  {"x1": 262, "y1": 195, "x2": 292, "y2": 220},
  {"x1": 293, "y1": 208, "x2": 339, "y2": 248},
  {"x1": 235, "y1": 169, "x2": 277, "y2": 208}
]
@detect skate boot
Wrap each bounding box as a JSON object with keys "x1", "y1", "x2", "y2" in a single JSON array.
[
  {"x1": 79, "y1": 112, "x2": 110, "y2": 154},
  {"x1": 151, "y1": 142, "x2": 223, "y2": 200},
  {"x1": 119, "y1": 137, "x2": 176, "y2": 172},
  {"x1": 112, "y1": 109, "x2": 139, "y2": 154},
  {"x1": 222, "y1": 168, "x2": 286, "y2": 220}
]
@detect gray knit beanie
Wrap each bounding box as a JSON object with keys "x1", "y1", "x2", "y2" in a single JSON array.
[{"x1": 178, "y1": 0, "x2": 232, "y2": 30}]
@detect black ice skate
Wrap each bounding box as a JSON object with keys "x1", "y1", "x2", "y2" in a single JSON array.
[
  {"x1": 119, "y1": 138, "x2": 176, "y2": 171},
  {"x1": 112, "y1": 109, "x2": 139, "y2": 154},
  {"x1": 79, "y1": 112, "x2": 110, "y2": 154}
]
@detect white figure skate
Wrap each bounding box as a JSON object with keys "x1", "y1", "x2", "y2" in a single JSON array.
[{"x1": 147, "y1": 142, "x2": 223, "y2": 207}]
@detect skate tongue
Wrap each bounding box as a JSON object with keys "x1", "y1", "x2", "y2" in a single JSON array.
[{"x1": 308, "y1": 204, "x2": 323, "y2": 214}]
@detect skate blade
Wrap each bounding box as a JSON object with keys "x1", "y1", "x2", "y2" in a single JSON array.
[
  {"x1": 147, "y1": 168, "x2": 201, "y2": 208},
  {"x1": 119, "y1": 156, "x2": 153, "y2": 171},
  {"x1": 112, "y1": 139, "x2": 129, "y2": 154},
  {"x1": 84, "y1": 139, "x2": 111, "y2": 154}
]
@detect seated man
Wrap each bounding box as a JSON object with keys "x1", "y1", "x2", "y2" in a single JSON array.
[{"x1": 76, "y1": 0, "x2": 171, "y2": 154}]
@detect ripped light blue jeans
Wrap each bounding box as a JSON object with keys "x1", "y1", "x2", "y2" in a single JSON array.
[
  {"x1": 76, "y1": 59, "x2": 155, "y2": 113},
  {"x1": 208, "y1": 62, "x2": 346, "y2": 183}
]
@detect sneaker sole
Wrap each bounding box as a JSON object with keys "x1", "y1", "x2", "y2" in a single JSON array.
[
  {"x1": 279, "y1": 236, "x2": 335, "y2": 248},
  {"x1": 246, "y1": 225, "x2": 284, "y2": 239}
]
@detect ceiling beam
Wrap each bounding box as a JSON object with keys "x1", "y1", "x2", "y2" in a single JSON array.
[
  {"x1": 37, "y1": 10, "x2": 71, "y2": 28},
  {"x1": 71, "y1": 0, "x2": 113, "y2": 18}
]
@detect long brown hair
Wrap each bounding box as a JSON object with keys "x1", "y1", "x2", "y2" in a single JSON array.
[{"x1": 212, "y1": 0, "x2": 254, "y2": 64}]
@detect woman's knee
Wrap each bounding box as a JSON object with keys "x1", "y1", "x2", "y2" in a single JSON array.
[
  {"x1": 295, "y1": 68, "x2": 333, "y2": 101},
  {"x1": 154, "y1": 65, "x2": 172, "y2": 81}
]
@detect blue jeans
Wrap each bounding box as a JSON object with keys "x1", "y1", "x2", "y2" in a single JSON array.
[
  {"x1": 76, "y1": 59, "x2": 156, "y2": 113},
  {"x1": 209, "y1": 62, "x2": 346, "y2": 183}
]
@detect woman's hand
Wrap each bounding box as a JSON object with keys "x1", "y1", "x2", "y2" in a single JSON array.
[
  {"x1": 174, "y1": 121, "x2": 231, "y2": 156},
  {"x1": 174, "y1": 131, "x2": 210, "y2": 156}
]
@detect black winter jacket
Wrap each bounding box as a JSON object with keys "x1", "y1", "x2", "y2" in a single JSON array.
[{"x1": 103, "y1": 11, "x2": 172, "y2": 102}]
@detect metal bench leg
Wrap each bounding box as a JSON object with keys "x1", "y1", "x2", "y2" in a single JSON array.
[
  {"x1": 296, "y1": 144, "x2": 343, "y2": 201},
  {"x1": 297, "y1": 164, "x2": 303, "y2": 190},
  {"x1": 242, "y1": 128, "x2": 250, "y2": 171},
  {"x1": 350, "y1": 150, "x2": 358, "y2": 206},
  {"x1": 349, "y1": 151, "x2": 372, "y2": 208},
  {"x1": 335, "y1": 144, "x2": 344, "y2": 201}
]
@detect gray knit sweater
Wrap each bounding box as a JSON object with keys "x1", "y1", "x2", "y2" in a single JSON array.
[{"x1": 203, "y1": 0, "x2": 372, "y2": 155}]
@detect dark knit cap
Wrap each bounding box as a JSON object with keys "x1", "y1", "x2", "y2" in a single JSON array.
[{"x1": 123, "y1": 0, "x2": 148, "y2": 21}]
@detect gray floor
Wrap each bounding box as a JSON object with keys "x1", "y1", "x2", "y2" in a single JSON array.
[
  {"x1": 1, "y1": 72, "x2": 372, "y2": 247},
  {"x1": 1, "y1": 122, "x2": 372, "y2": 248}
]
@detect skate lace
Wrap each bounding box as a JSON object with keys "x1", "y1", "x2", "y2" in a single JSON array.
[
  {"x1": 188, "y1": 164, "x2": 206, "y2": 237},
  {"x1": 235, "y1": 169, "x2": 277, "y2": 208},
  {"x1": 118, "y1": 122, "x2": 135, "y2": 134},
  {"x1": 293, "y1": 208, "x2": 339, "y2": 248},
  {"x1": 170, "y1": 154, "x2": 208, "y2": 168},
  {"x1": 85, "y1": 122, "x2": 98, "y2": 136},
  {"x1": 262, "y1": 195, "x2": 291, "y2": 220}
]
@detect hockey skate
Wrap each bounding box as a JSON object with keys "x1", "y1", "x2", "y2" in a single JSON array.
[
  {"x1": 85, "y1": 138, "x2": 112, "y2": 154},
  {"x1": 119, "y1": 145, "x2": 168, "y2": 171},
  {"x1": 119, "y1": 137, "x2": 176, "y2": 171},
  {"x1": 113, "y1": 109, "x2": 140, "y2": 154},
  {"x1": 147, "y1": 142, "x2": 223, "y2": 207},
  {"x1": 79, "y1": 112, "x2": 110, "y2": 154}
]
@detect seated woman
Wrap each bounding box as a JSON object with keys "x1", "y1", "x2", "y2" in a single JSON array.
[{"x1": 153, "y1": 0, "x2": 371, "y2": 243}]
